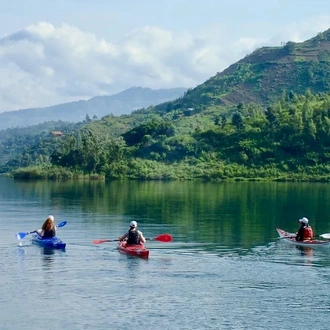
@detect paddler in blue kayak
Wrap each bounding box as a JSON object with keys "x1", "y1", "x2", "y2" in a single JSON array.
[
  {"x1": 118, "y1": 221, "x2": 146, "y2": 245},
  {"x1": 296, "y1": 217, "x2": 313, "y2": 241},
  {"x1": 36, "y1": 215, "x2": 57, "y2": 239}
]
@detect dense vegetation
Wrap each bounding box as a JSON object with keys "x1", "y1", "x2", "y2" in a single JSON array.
[
  {"x1": 0, "y1": 121, "x2": 83, "y2": 174},
  {"x1": 6, "y1": 90, "x2": 330, "y2": 182}
]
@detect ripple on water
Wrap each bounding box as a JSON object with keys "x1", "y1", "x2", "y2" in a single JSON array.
[{"x1": 2, "y1": 233, "x2": 330, "y2": 329}]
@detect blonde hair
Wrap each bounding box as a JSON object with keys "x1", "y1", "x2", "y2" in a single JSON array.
[{"x1": 42, "y1": 216, "x2": 55, "y2": 231}]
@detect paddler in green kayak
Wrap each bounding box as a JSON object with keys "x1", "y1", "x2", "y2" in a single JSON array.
[{"x1": 118, "y1": 221, "x2": 146, "y2": 245}]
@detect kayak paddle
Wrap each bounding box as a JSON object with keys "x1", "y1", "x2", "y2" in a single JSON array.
[
  {"x1": 15, "y1": 221, "x2": 67, "y2": 240},
  {"x1": 319, "y1": 233, "x2": 330, "y2": 239},
  {"x1": 93, "y1": 233, "x2": 173, "y2": 245},
  {"x1": 146, "y1": 234, "x2": 173, "y2": 242}
]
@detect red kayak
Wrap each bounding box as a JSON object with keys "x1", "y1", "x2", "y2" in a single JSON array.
[
  {"x1": 276, "y1": 228, "x2": 330, "y2": 247},
  {"x1": 117, "y1": 241, "x2": 150, "y2": 259}
]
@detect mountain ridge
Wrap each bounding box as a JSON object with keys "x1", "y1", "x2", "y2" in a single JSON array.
[
  {"x1": 0, "y1": 86, "x2": 187, "y2": 130},
  {"x1": 154, "y1": 28, "x2": 330, "y2": 112}
]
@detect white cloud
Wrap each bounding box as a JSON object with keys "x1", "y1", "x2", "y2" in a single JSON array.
[
  {"x1": 0, "y1": 18, "x2": 329, "y2": 112},
  {"x1": 267, "y1": 15, "x2": 330, "y2": 45}
]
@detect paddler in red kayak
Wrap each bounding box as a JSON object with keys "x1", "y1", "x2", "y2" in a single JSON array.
[
  {"x1": 118, "y1": 221, "x2": 146, "y2": 245},
  {"x1": 296, "y1": 217, "x2": 314, "y2": 241}
]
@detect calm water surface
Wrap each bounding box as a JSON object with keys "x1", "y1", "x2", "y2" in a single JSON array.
[{"x1": 1, "y1": 177, "x2": 330, "y2": 330}]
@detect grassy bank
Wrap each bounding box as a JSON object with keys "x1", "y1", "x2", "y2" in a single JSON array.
[
  {"x1": 10, "y1": 161, "x2": 330, "y2": 182},
  {"x1": 12, "y1": 165, "x2": 105, "y2": 180}
]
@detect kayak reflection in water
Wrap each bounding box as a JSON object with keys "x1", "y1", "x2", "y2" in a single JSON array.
[
  {"x1": 296, "y1": 217, "x2": 314, "y2": 241},
  {"x1": 296, "y1": 246, "x2": 313, "y2": 258},
  {"x1": 118, "y1": 221, "x2": 146, "y2": 245},
  {"x1": 36, "y1": 215, "x2": 56, "y2": 239}
]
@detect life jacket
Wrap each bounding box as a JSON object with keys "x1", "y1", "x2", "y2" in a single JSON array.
[
  {"x1": 127, "y1": 229, "x2": 140, "y2": 245},
  {"x1": 42, "y1": 228, "x2": 56, "y2": 239},
  {"x1": 297, "y1": 225, "x2": 313, "y2": 241},
  {"x1": 303, "y1": 226, "x2": 313, "y2": 240}
]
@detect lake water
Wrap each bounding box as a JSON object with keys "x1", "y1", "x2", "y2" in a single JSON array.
[{"x1": 1, "y1": 177, "x2": 330, "y2": 330}]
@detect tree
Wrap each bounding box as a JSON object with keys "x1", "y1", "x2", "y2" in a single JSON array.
[
  {"x1": 285, "y1": 41, "x2": 295, "y2": 54},
  {"x1": 122, "y1": 120, "x2": 175, "y2": 146},
  {"x1": 214, "y1": 115, "x2": 221, "y2": 126},
  {"x1": 232, "y1": 112, "x2": 245, "y2": 131},
  {"x1": 220, "y1": 114, "x2": 227, "y2": 129},
  {"x1": 166, "y1": 103, "x2": 173, "y2": 112},
  {"x1": 304, "y1": 119, "x2": 317, "y2": 142},
  {"x1": 288, "y1": 90, "x2": 297, "y2": 102},
  {"x1": 265, "y1": 106, "x2": 279, "y2": 129},
  {"x1": 302, "y1": 100, "x2": 314, "y2": 124},
  {"x1": 237, "y1": 102, "x2": 244, "y2": 111},
  {"x1": 85, "y1": 114, "x2": 92, "y2": 123}
]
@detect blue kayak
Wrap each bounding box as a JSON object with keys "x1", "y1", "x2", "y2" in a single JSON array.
[{"x1": 32, "y1": 233, "x2": 66, "y2": 249}]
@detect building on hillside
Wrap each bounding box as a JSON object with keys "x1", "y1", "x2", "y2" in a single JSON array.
[
  {"x1": 50, "y1": 131, "x2": 64, "y2": 137},
  {"x1": 183, "y1": 108, "x2": 195, "y2": 116}
]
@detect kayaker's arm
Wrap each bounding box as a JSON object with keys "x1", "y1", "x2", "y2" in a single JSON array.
[
  {"x1": 296, "y1": 227, "x2": 304, "y2": 241},
  {"x1": 118, "y1": 232, "x2": 128, "y2": 241},
  {"x1": 139, "y1": 231, "x2": 146, "y2": 243}
]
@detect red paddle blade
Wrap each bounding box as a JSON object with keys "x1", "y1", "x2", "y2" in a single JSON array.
[
  {"x1": 93, "y1": 239, "x2": 111, "y2": 244},
  {"x1": 154, "y1": 234, "x2": 172, "y2": 242}
]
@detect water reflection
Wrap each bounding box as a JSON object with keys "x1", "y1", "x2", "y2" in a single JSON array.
[
  {"x1": 42, "y1": 247, "x2": 55, "y2": 256},
  {"x1": 121, "y1": 255, "x2": 146, "y2": 281},
  {"x1": 6, "y1": 178, "x2": 330, "y2": 329},
  {"x1": 295, "y1": 246, "x2": 314, "y2": 266},
  {"x1": 15, "y1": 246, "x2": 27, "y2": 257},
  {"x1": 40, "y1": 248, "x2": 55, "y2": 268},
  {"x1": 40, "y1": 247, "x2": 67, "y2": 270},
  {"x1": 6, "y1": 178, "x2": 330, "y2": 251},
  {"x1": 295, "y1": 246, "x2": 313, "y2": 258}
]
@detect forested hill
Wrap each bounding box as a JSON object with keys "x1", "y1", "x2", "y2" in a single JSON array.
[
  {"x1": 0, "y1": 87, "x2": 187, "y2": 130},
  {"x1": 8, "y1": 90, "x2": 330, "y2": 182},
  {"x1": 154, "y1": 29, "x2": 330, "y2": 113}
]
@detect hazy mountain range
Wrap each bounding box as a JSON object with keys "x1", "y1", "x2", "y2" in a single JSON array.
[{"x1": 0, "y1": 87, "x2": 187, "y2": 131}]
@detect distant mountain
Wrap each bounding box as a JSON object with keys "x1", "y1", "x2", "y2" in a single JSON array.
[
  {"x1": 154, "y1": 29, "x2": 330, "y2": 113},
  {"x1": 0, "y1": 87, "x2": 187, "y2": 130}
]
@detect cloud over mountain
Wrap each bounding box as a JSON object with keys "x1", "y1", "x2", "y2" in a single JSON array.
[{"x1": 0, "y1": 19, "x2": 329, "y2": 112}]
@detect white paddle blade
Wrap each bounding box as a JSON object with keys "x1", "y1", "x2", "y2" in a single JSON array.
[{"x1": 320, "y1": 233, "x2": 330, "y2": 239}]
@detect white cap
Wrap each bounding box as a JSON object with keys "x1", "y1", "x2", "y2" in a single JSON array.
[
  {"x1": 48, "y1": 215, "x2": 54, "y2": 221},
  {"x1": 299, "y1": 217, "x2": 308, "y2": 224},
  {"x1": 130, "y1": 221, "x2": 137, "y2": 228}
]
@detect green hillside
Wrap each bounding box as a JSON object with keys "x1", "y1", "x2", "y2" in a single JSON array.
[{"x1": 154, "y1": 29, "x2": 330, "y2": 113}]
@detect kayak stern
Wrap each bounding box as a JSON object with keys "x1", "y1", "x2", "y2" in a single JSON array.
[
  {"x1": 117, "y1": 241, "x2": 149, "y2": 259},
  {"x1": 32, "y1": 233, "x2": 66, "y2": 250}
]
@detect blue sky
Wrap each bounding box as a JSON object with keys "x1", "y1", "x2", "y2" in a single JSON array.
[{"x1": 1, "y1": 0, "x2": 330, "y2": 112}]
